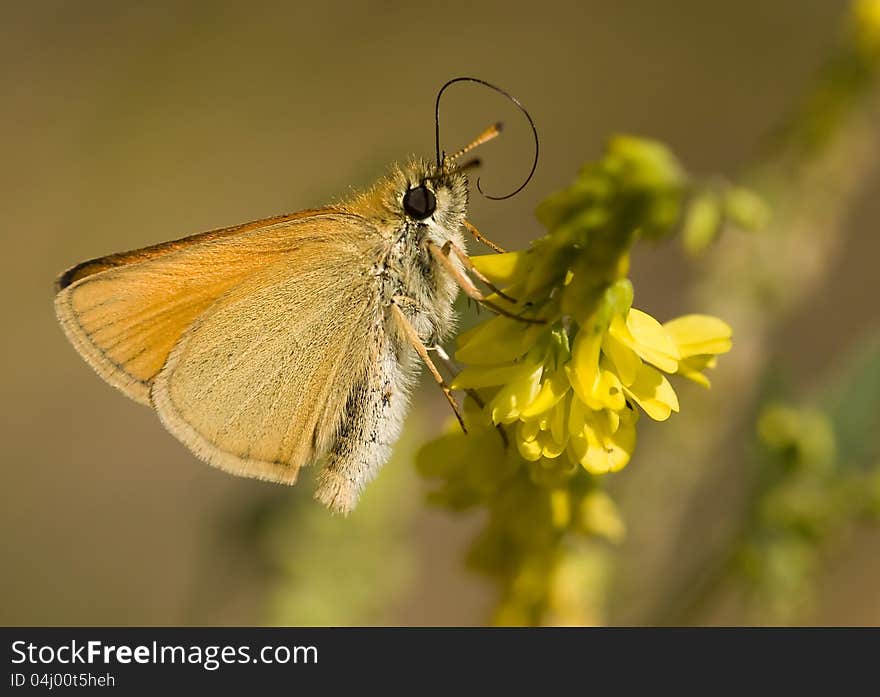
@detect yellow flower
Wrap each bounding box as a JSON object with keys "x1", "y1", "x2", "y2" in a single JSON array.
[
  {"x1": 567, "y1": 399, "x2": 637, "y2": 474},
  {"x1": 452, "y1": 274, "x2": 732, "y2": 477},
  {"x1": 442, "y1": 138, "x2": 737, "y2": 483},
  {"x1": 416, "y1": 136, "x2": 756, "y2": 628}
]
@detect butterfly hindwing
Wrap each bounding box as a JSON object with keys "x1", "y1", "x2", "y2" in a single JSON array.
[{"x1": 150, "y1": 245, "x2": 378, "y2": 483}]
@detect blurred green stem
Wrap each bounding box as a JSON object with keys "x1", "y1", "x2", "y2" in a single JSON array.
[{"x1": 615, "y1": 0, "x2": 880, "y2": 625}]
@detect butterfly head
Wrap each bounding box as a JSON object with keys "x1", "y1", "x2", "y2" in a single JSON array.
[
  {"x1": 346, "y1": 77, "x2": 538, "y2": 241},
  {"x1": 344, "y1": 158, "x2": 469, "y2": 239}
]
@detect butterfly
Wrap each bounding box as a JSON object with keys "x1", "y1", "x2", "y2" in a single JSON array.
[{"x1": 54, "y1": 77, "x2": 538, "y2": 514}]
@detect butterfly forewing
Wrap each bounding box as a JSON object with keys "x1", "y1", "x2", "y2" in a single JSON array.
[{"x1": 55, "y1": 210, "x2": 361, "y2": 403}]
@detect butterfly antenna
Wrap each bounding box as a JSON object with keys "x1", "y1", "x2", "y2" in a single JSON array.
[
  {"x1": 434, "y1": 77, "x2": 539, "y2": 200},
  {"x1": 449, "y1": 122, "x2": 503, "y2": 160}
]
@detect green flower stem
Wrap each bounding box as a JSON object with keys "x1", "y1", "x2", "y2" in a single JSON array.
[{"x1": 615, "y1": 0, "x2": 880, "y2": 625}]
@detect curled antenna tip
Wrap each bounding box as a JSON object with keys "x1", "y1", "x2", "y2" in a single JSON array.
[{"x1": 434, "y1": 77, "x2": 539, "y2": 201}]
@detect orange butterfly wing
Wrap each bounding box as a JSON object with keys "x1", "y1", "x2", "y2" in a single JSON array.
[{"x1": 55, "y1": 209, "x2": 367, "y2": 405}]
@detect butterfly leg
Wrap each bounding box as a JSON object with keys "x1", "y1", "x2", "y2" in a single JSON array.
[
  {"x1": 389, "y1": 301, "x2": 467, "y2": 434},
  {"x1": 443, "y1": 239, "x2": 517, "y2": 303},
  {"x1": 426, "y1": 240, "x2": 544, "y2": 325},
  {"x1": 463, "y1": 219, "x2": 507, "y2": 254},
  {"x1": 429, "y1": 344, "x2": 510, "y2": 450}
]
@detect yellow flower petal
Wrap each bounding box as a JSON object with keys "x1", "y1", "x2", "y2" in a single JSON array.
[
  {"x1": 541, "y1": 433, "x2": 567, "y2": 459},
  {"x1": 567, "y1": 395, "x2": 588, "y2": 439},
  {"x1": 488, "y1": 363, "x2": 544, "y2": 424},
  {"x1": 452, "y1": 362, "x2": 533, "y2": 390},
  {"x1": 663, "y1": 314, "x2": 732, "y2": 358},
  {"x1": 606, "y1": 408, "x2": 620, "y2": 434},
  {"x1": 677, "y1": 355, "x2": 717, "y2": 387},
  {"x1": 520, "y1": 369, "x2": 570, "y2": 418},
  {"x1": 679, "y1": 369, "x2": 710, "y2": 387},
  {"x1": 568, "y1": 327, "x2": 603, "y2": 405},
  {"x1": 456, "y1": 316, "x2": 542, "y2": 365},
  {"x1": 518, "y1": 419, "x2": 541, "y2": 442},
  {"x1": 566, "y1": 434, "x2": 589, "y2": 471},
  {"x1": 623, "y1": 363, "x2": 680, "y2": 421},
  {"x1": 582, "y1": 433, "x2": 630, "y2": 475},
  {"x1": 605, "y1": 413, "x2": 636, "y2": 473},
  {"x1": 620, "y1": 308, "x2": 680, "y2": 373},
  {"x1": 588, "y1": 368, "x2": 626, "y2": 412},
  {"x1": 567, "y1": 407, "x2": 636, "y2": 474},
  {"x1": 601, "y1": 330, "x2": 641, "y2": 386},
  {"x1": 549, "y1": 394, "x2": 570, "y2": 446},
  {"x1": 470, "y1": 250, "x2": 526, "y2": 285},
  {"x1": 516, "y1": 434, "x2": 544, "y2": 461}
]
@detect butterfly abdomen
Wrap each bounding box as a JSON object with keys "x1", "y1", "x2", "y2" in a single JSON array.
[
  {"x1": 313, "y1": 222, "x2": 465, "y2": 514},
  {"x1": 314, "y1": 325, "x2": 417, "y2": 514}
]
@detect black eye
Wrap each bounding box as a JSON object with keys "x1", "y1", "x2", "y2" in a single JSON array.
[{"x1": 403, "y1": 185, "x2": 436, "y2": 220}]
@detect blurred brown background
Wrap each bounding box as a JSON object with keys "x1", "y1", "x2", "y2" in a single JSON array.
[{"x1": 2, "y1": 0, "x2": 878, "y2": 625}]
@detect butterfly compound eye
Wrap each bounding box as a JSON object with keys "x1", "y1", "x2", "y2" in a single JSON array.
[{"x1": 403, "y1": 185, "x2": 436, "y2": 220}]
